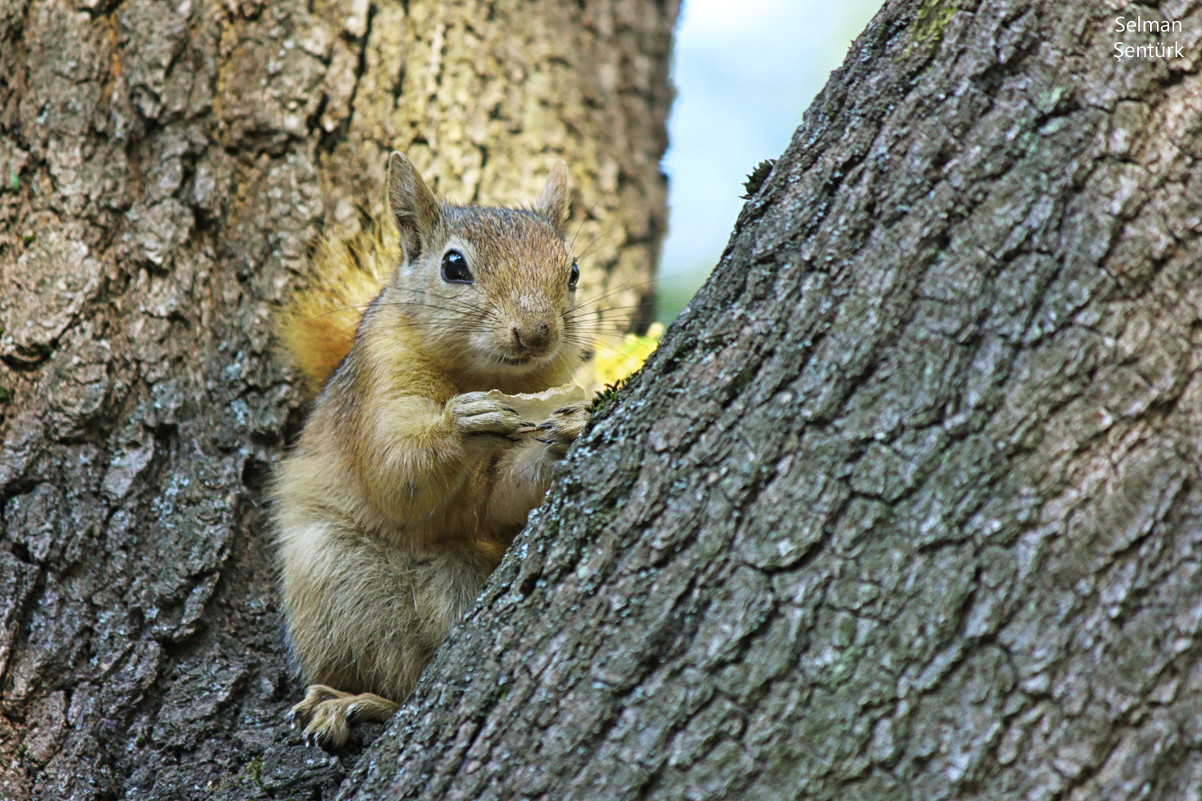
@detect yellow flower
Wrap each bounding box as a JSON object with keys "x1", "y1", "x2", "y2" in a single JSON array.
[{"x1": 592, "y1": 322, "x2": 665, "y2": 388}]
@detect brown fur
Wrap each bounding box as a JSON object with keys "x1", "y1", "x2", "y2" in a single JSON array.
[
  {"x1": 276, "y1": 221, "x2": 400, "y2": 395},
  {"x1": 274, "y1": 152, "x2": 586, "y2": 749}
]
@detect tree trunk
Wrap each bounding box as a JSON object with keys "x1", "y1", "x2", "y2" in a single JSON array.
[
  {"x1": 0, "y1": 0, "x2": 673, "y2": 798},
  {"x1": 339, "y1": 1, "x2": 1202, "y2": 799}
]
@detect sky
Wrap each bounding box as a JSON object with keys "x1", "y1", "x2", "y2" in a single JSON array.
[{"x1": 658, "y1": 0, "x2": 886, "y2": 319}]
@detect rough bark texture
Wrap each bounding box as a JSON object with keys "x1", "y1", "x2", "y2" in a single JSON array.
[
  {"x1": 0, "y1": 0, "x2": 673, "y2": 798},
  {"x1": 339, "y1": 0, "x2": 1202, "y2": 799}
]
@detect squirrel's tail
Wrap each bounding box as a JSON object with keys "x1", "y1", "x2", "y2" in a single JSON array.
[{"x1": 276, "y1": 218, "x2": 400, "y2": 394}]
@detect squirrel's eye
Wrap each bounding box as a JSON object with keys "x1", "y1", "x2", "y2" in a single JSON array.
[
  {"x1": 441, "y1": 249, "x2": 473, "y2": 284},
  {"x1": 568, "y1": 261, "x2": 580, "y2": 291}
]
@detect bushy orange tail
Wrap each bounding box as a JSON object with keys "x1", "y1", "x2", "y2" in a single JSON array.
[{"x1": 276, "y1": 218, "x2": 400, "y2": 394}]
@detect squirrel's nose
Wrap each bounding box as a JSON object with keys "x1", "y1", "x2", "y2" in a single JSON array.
[{"x1": 513, "y1": 322, "x2": 554, "y2": 354}]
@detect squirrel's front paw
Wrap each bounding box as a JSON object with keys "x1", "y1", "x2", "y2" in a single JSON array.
[
  {"x1": 532, "y1": 404, "x2": 589, "y2": 457},
  {"x1": 449, "y1": 392, "x2": 530, "y2": 440}
]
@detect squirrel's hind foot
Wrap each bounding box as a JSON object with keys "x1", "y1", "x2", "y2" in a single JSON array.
[{"x1": 289, "y1": 684, "x2": 400, "y2": 751}]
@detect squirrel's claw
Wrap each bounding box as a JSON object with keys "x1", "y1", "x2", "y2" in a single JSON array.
[
  {"x1": 529, "y1": 405, "x2": 590, "y2": 456},
  {"x1": 450, "y1": 392, "x2": 529, "y2": 440},
  {"x1": 287, "y1": 684, "x2": 400, "y2": 753}
]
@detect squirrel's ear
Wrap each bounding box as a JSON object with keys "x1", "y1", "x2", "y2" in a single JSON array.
[
  {"x1": 533, "y1": 160, "x2": 570, "y2": 234},
  {"x1": 387, "y1": 151, "x2": 443, "y2": 261}
]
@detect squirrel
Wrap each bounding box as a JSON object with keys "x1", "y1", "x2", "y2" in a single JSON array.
[{"x1": 272, "y1": 151, "x2": 590, "y2": 749}]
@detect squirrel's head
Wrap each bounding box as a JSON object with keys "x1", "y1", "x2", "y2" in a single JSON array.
[{"x1": 382, "y1": 152, "x2": 582, "y2": 383}]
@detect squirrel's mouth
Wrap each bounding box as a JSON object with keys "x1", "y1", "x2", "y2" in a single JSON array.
[
  {"x1": 491, "y1": 351, "x2": 537, "y2": 367},
  {"x1": 490, "y1": 345, "x2": 559, "y2": 368}
]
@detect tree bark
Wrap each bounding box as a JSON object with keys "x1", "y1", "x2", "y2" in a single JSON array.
[
  {"x1": 0, "y1": 1, "x2": 673, "y2": 799},
  {"x1": 339, "y1": 0, "x2": 1202, "y2": 799}
]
